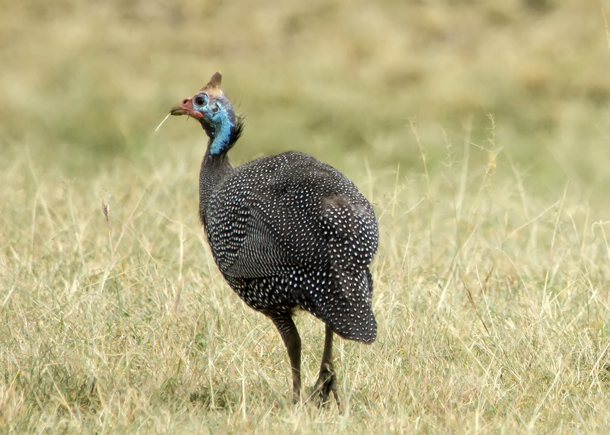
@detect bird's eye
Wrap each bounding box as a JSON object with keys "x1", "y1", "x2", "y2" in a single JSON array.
[{"x1": 194, "y1": 94, "x2": 208, "y2": 107}]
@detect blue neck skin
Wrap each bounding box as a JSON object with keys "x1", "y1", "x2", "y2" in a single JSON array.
[
  {"x1": 208, "y1": 109, "x2": 234, "y2": 155},
  {"x1": 197, "y1": 102, "x2": 234, "y2": 156}
]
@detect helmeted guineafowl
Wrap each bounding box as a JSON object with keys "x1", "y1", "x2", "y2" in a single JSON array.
[{"x1": 169, "y1": 72, "x2": 379, "y2": 404}]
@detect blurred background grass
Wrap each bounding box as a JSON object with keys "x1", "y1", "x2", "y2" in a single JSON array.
[{"x1": 1, "y1": 0, "x2": 610, "y2": 198}]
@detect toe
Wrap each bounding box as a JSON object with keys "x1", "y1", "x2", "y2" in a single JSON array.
[{"x1": 310, "y1": 367, "x2": 340, "y2": 407}]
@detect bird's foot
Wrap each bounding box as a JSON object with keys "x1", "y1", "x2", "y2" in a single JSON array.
[{"x1": 309, "y1": 363, "x2": 340, "y2": 408}]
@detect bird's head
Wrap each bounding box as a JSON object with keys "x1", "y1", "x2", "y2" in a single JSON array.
[{"x1": 170, "y1": 72, "x2": 242, "y2": 155}]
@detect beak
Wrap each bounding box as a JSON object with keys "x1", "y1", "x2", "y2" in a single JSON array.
[{"x1": 170, "y1": 97, "x2": 203, "y2": 119}]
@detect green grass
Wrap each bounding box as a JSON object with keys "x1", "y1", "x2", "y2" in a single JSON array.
[{"x1": 2, "y1": 0, "x2": 610, "y2": 433}]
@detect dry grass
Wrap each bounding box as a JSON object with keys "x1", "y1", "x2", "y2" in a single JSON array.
[{"x1": 2, "y1": 0, "x2": 610, "y2": 433}]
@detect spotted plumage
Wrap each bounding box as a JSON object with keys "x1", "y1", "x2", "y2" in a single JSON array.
[{"x1": 170, "y1": 72, "x2": 379, "y2": 403}]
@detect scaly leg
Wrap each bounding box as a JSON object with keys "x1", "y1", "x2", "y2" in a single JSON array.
[
  {"x1": 270, "y1": 313, "x2": 302, "y2": 403},
  {"x1": 310, "y1": 324, "x2": 340, "y2": 406}
]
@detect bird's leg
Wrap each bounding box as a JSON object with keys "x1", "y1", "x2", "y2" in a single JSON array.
[
  {"x1": 310, "y1": 324, "x2": 340, "y2": 407},
  {"x1": 270, "y1": 314, "x2": 302, "y2": 403}
]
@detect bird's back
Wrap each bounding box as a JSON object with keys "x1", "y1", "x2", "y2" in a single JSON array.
[{"x1": 204, "y1": 151, "x2": 379, "y2": 343}]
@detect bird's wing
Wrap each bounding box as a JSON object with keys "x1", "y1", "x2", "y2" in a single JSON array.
[
  {"x1": 206, "y1": 194, "x2": 301, "y2": 279},
  {"x1": 206, "y1": 151, "x2": 377, "y2": 278},
  {"x1": 223, "y1": 205, "x2": 300, "y2": 278}
]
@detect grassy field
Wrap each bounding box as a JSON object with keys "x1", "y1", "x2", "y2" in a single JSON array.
[{"x1": 2, "y1": 0, "x2": 610, "y2": 433}]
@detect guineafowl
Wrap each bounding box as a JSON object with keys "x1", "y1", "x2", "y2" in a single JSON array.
[{"x1": 169, "y1": 72, "x2": 379, "y2": 404}]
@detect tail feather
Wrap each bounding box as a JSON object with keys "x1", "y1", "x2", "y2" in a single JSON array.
[{"x1": 321, "y1": 268, "x2": 377, "y2": 344}]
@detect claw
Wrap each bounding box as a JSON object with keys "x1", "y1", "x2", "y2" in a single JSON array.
[{"x1": 309, "y1": 363, "x2": 341, "y2": 408}]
